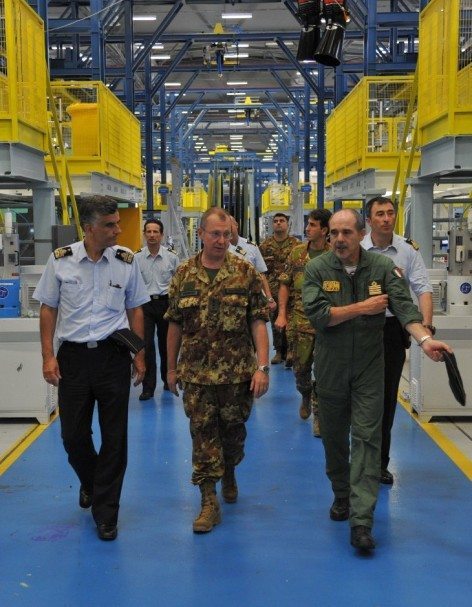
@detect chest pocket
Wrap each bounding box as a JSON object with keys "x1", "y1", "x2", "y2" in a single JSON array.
[
  {"x1": 179, "y1": 295, "x2": 201, "y2": 333},
  {"x1": 220, "y1": 292, "x2": 248, "y2": 332},
  {"x1": 60, "y1": 282, "x2": 81, "y2": 309},
  {"x1": 106, "y1": 286, "x2": 124, "y2": 311}
]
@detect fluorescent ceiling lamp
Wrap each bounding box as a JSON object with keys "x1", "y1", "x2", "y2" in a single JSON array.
[
  {"x1": 224, "y1": 53, "x2": 249, "y2": 59},
  {"x1": 221, "y1": 13, "x2": 252, "y2": 19},
  {"x1": 230, "y1": 43, "x2": 249, "y2": 48},
  {"x1": 226, "y1": 81, "x2": 248, "y2": 86},
  {"x1": 227, "y1": 109, "x2": 240, "y2": 113},
  {"x1": 164, "y1": 82, "x2": 181, "y2": 87},
  {"x1": 133, "y1": 15, "x2": 156, "y2": 21},
  {"x1": 229, "y1": 122, "x2": 246, "y2": 126},
  {"x1": 266, "y1": 41, "x2": 294, "y2": 47},
  {"x1": 152, "y1": 44, "x2": 164, "y2": 50},
  {"x1": 226, "y1": 92, "x2": 246, "y2": 96},
  {"x1": 151, "y1": 55, "x2": 171, "y2": 60}
]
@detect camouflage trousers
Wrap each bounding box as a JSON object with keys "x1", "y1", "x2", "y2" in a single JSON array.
[
  {"x1": 182, "y1": 382, "x2": 253, "y2": 486},
  {"x1": 292, "y1": 332, "x2": 318, "y2": 412}
]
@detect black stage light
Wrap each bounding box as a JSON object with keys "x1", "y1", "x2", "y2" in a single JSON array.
[
  {"x1": 314, "y1": 0, "x2": 350, "y2": 67},
  {"x1": 296, "y1": 0, "x2": 322, "y2": 63}
]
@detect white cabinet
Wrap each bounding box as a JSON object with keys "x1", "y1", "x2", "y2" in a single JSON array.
[
  {"x1": 0, "y1": 318, "x2": 56, "y2": 424},
  {"x1": 409, "y1": 315, "x2": 472, "y2": 422}
]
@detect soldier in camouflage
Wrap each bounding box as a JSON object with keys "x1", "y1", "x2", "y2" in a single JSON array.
[
  {"x1": 276, "y1": 209, "x2": 331, "y2": 437},
  {"x1": 259, "y1": 213, "x2": 300, "y2": 367},
  {"x1": 165, "y1": 207, "x2": 270, "y2": 534}
]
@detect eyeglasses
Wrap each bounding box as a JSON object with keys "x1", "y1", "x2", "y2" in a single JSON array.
[{"x1": 202, "y1": 228, "x2": 232, "y2": 240}]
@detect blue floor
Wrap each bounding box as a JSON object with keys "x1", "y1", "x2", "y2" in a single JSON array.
[{"x1": 1, "y1": 362, "x2": 472, "y2": 606}]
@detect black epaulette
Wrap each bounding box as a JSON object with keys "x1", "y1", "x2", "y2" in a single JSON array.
[
  {"x1": 235, "y1": 245, "x2": 247, "y2": 256},
  {"x1": 53, "y1": 246, "x2": 73, "y2": 259},
  {"x1": 406, "y1": 238, "x2": 420, "y2": 251},
  {"x1": 115, "y1": 248, "x2": 134, "y2": 264},
  {"x1": 167, "y1": 248, "x2": 178, "y2": 255}
]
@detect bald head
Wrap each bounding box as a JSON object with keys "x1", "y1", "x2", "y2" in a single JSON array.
[{"x1": 329, "y1": 209, "x2": 366, "y2": 266}]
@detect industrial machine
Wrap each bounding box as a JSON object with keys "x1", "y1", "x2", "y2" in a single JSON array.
[{"x1": 409, "y1": 213, "x2": 472, "y2": 421}]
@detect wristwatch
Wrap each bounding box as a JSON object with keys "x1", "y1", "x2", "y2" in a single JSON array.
[
  {"x1": 423, "y1": 324, "x2": 436, "y2": 336},
  {"x1": 267, "y1": 297, "x2": 275, "y2": 303},
  {"x1": 258, "y1": 365, "x2": 270, "y2": 375}
]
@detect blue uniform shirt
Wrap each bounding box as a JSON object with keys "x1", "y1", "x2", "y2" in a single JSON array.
[
  {"x1": 228, "y1": 236, "x2": 268, "y2": 272},
  {"x1": 361, "y1": 232, "x2": 433, "y2": 316},
  {"x1": 135, "y1": 245, "x2": 179, "y2": 296},
  {"x1": 33, "y1": 241, "x2": 149, "y2": 342}
]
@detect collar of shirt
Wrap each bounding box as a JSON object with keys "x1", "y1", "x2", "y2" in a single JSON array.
[
  {"x1": 143, "y1": 245, "x2": 163, "y2": 259},
  {"x1": 77, "y1": 241, "x2": 114, "y2": 263},
  {"x1": 362, "y1": 232, "x2": 400, "y2": 253}
]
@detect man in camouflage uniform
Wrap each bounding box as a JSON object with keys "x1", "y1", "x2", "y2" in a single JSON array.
[
  {"x1": 165, "y1": 208, "x2": 270, "y2": 534},
  {"x1": 259, "y1": 213, "x2": 300, "y2": 367},
  {"x1": 276, "y1": 209, "x2": 331, "y2": 437}
]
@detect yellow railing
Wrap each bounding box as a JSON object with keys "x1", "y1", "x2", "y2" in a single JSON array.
[
  {"x1": 46, "y1": 81, "x2": 142, "y2": 188},
  {"x1": 0, "y1": 0, "x2": 47, "y2": 150},
  {"x1": 326, "y1": 76, "x2": 420, "y2": 186},
  {"x1": 418, "y1": 0, "x2": 472, "y2": 144}
]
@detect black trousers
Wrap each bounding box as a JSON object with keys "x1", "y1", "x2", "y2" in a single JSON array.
[
  {"x1": 142, "y1": 298, "x2": 169, "y2": 393},
  {"x1": 57, "y1": 340, "x2": 131, "y2": 526},
  {"x1": 382, "y1": 317, "x2": 407, "y2": 469}
]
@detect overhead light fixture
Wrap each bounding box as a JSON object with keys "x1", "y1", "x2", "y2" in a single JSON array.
[
  {"x1": 230, "y1": 43, "x2": 249, "y2": 49},
  {"x1": 164, "y1": 82, "x2": 181, "y2": 87},
  {"x1": 221, "y1": 13, "x2": 252, "y2": 20},
  {"x1": 151, "y1": 55, "x2": 171, "y2": 60},
  {"x1": 266, "y1": 41, "x2": 294, "y2": 47},
  {"x1": 133, "y1": 15, "x2": 157, "y2": 21},
  {"x1": 227, "y1": 81, "x2": 248, "y2": 86},
  {"x1": 224, "y1": 53, "x2": 249, "y2": 59},
  {"x1": 152, "y1": 44, "x2": 164, "y2": 50},
  {"x1": 314, "y1": 0, "x2": 350, "y2": 67}
]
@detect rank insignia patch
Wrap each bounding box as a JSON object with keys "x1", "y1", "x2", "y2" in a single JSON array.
[
  {"x1": 323, "y1": 280, "x2": 340, "y2": 292},
  {"x1": 368, "y1": 281, "x2": 382, "y2": 296},
  {"x1": 53, "y1": 246, "x2": 73, "y2": 259},
  {"x1": 115, "y1": 248, "x2": 134, "y2": 264}
]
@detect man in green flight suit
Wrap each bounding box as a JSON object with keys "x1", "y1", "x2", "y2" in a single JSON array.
[
  {"x1": 302, "y1": 209, "x2": 451, "y2": 552},
  {"x1": 165, "y1": 208, "x2": 270, "y2": 534},
  {"x1": 275, "y1": 209, "x2": 331, "y2": 437}
]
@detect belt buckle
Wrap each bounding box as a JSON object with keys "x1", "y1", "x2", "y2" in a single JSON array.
[{"x1": 87, "y1": 341, "x2": 98, "y2": 349}]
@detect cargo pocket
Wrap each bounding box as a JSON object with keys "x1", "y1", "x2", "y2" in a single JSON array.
[{"x1": 220, "y1": 294, "x2": 248, "y2": 331}]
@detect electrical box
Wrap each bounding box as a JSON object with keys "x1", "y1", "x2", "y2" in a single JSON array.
[{"x1": 0, "y1": 278, "x2": 21, "y2": 317}]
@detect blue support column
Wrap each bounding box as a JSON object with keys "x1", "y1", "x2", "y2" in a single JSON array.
[
  {"x1": 316, "y1": 66, "x2": 325, "y2": 208},
  {"x1": 123, "y1": 0, "x2": 134, "y2": 110},
  {"x1": 365, "y1": 0, "x2": 377, "y2": 76},
  {"x1": 90, "y1": 0, "x2": 105, "y2": 81},
  {"x1": 145, "y1": 57, "x2": 154, "y2": 212},
  {"x1": 160, "y1": 87, "x2": 167, "y2": 186},
  {"x1": 303, "y1": 81, "x2": 310, "y2": 184}
]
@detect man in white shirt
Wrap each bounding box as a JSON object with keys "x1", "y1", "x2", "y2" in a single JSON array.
[
  {"x1": 361, "y1": 196, "x2": 434, "y2": 485},
  {"x1": 135, "y1": 219, "x2": 179, "y2": 400}
]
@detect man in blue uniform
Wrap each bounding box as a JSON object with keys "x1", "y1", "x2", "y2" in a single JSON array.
[
  {"x1": 302, "y1": 209, "x2": 451, "y2": 552},
  {"x1": 33, "y1": 196, "x2": 149, "y2": 541},
  {"x1": 135, "y1": 218, "x2": 179, "y2": 400},
  {"x1": 362, "y1": 196, "x2": 434, "y2": 485}
]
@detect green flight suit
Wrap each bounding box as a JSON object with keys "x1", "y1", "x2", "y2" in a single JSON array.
[{"x1": 302, "y1": 248, "x2": 423, "y2": 528}]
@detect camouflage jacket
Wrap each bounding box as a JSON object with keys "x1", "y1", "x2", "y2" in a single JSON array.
[
  {"x1": 279, "y1": 242, "x2": 329, "y2": 334},
  {"x1": 259, "y1": 235, "x2": 300, "y2": 295},
  {"x1": 165, "y1": 251, "x2": 269, "y2": 384}
]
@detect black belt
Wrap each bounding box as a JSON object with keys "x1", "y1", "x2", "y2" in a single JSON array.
[
  {"x1": 150, "y1": 294, "x2": 168, "y2": 300},
  {"x1": 62, "y1": 338, "x2": 112, "y2": 349}
]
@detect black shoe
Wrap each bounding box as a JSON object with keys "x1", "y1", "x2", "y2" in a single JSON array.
[
  {"x1": 79, "y1": 486, "x2": 93, "y2": 509},
  {"x1": 380, "y1": 468, "x2": 394, "y2": 485},
  {"x1": 350, "y1": 525, "x2": 375, "y2": 551},
  {"x1": 139, "y1": 391, "x2": 153, "y2": 401},
  {"x1": 329, "y1": 496, "x2": 350, "y2": 521},
  {"x1": 97, "y1": 523, "x2": 118, "y2": 541}
]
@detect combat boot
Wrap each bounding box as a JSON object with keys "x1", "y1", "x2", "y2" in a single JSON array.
[
  {"x1": 299, "y1": 394, "x2": 311, "y2": 420},
  {"x1": 193, "y1": 481, "x2": 221, "y2": 534},
  {"x1": 284, "y1": 352, "x2": 293, "y2": 368},
  {"x1": 221, "y1": 466, "x2": 238, "y2": 503},
  {"x1": 271, "y1": 351, "x2": 283, "y2": 364},
  {"x1": 312, "y1": 414, "x2": 321, "y2": 438}
]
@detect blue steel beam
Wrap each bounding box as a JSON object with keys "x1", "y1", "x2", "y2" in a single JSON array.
[
  {"x1": 164, "y1": 71, "x2": 201, "y2": 119},
  {"x1": 275, "y1": 38, "x2": 320, "y2": 97},
  {"x1": 264, "y1": 91, "x2": 296, "y2": 132},
  {"x1": 182, "y1": 110, "x2": 209, "y2": 143},
  {"x1": 90, "y1": 0, "x2": 105, "y2": 81},
  {"x1": 261, "y1": 109, "x2": 288, "y2": 142},
  {"x1": 150, "y1": 40, "x2": 193, "y2": 99},
  {"x1": 175, "y1": 94, "x2": 206, "y2": 132},
  {"x1": 270, "y1": 70, "x2": 305, "y2": 115}
]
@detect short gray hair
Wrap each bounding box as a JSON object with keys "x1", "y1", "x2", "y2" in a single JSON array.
[{"x1": 78, "y1": 195, "x2": 118, "y2": 228}]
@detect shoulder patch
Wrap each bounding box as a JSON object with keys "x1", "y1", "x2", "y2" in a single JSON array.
[
  {"x1": 167, "y1": 247, "x2": 178, "y2": 255},
  {"x1": 115, "y1": 248, "x2": 134, "y2": 264},
  {"x1": 405, "y1": 238, "x2": 420, "y2": 251},
  {"x1": 53, "y1": 246, "x2": 73, "y2": 259},
  {"x1": 392, "y1": 267, "x2": 404, "y2": 279},
  {"x1": 235, "y1": 245, "x2": 247, "y2": 257}
]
